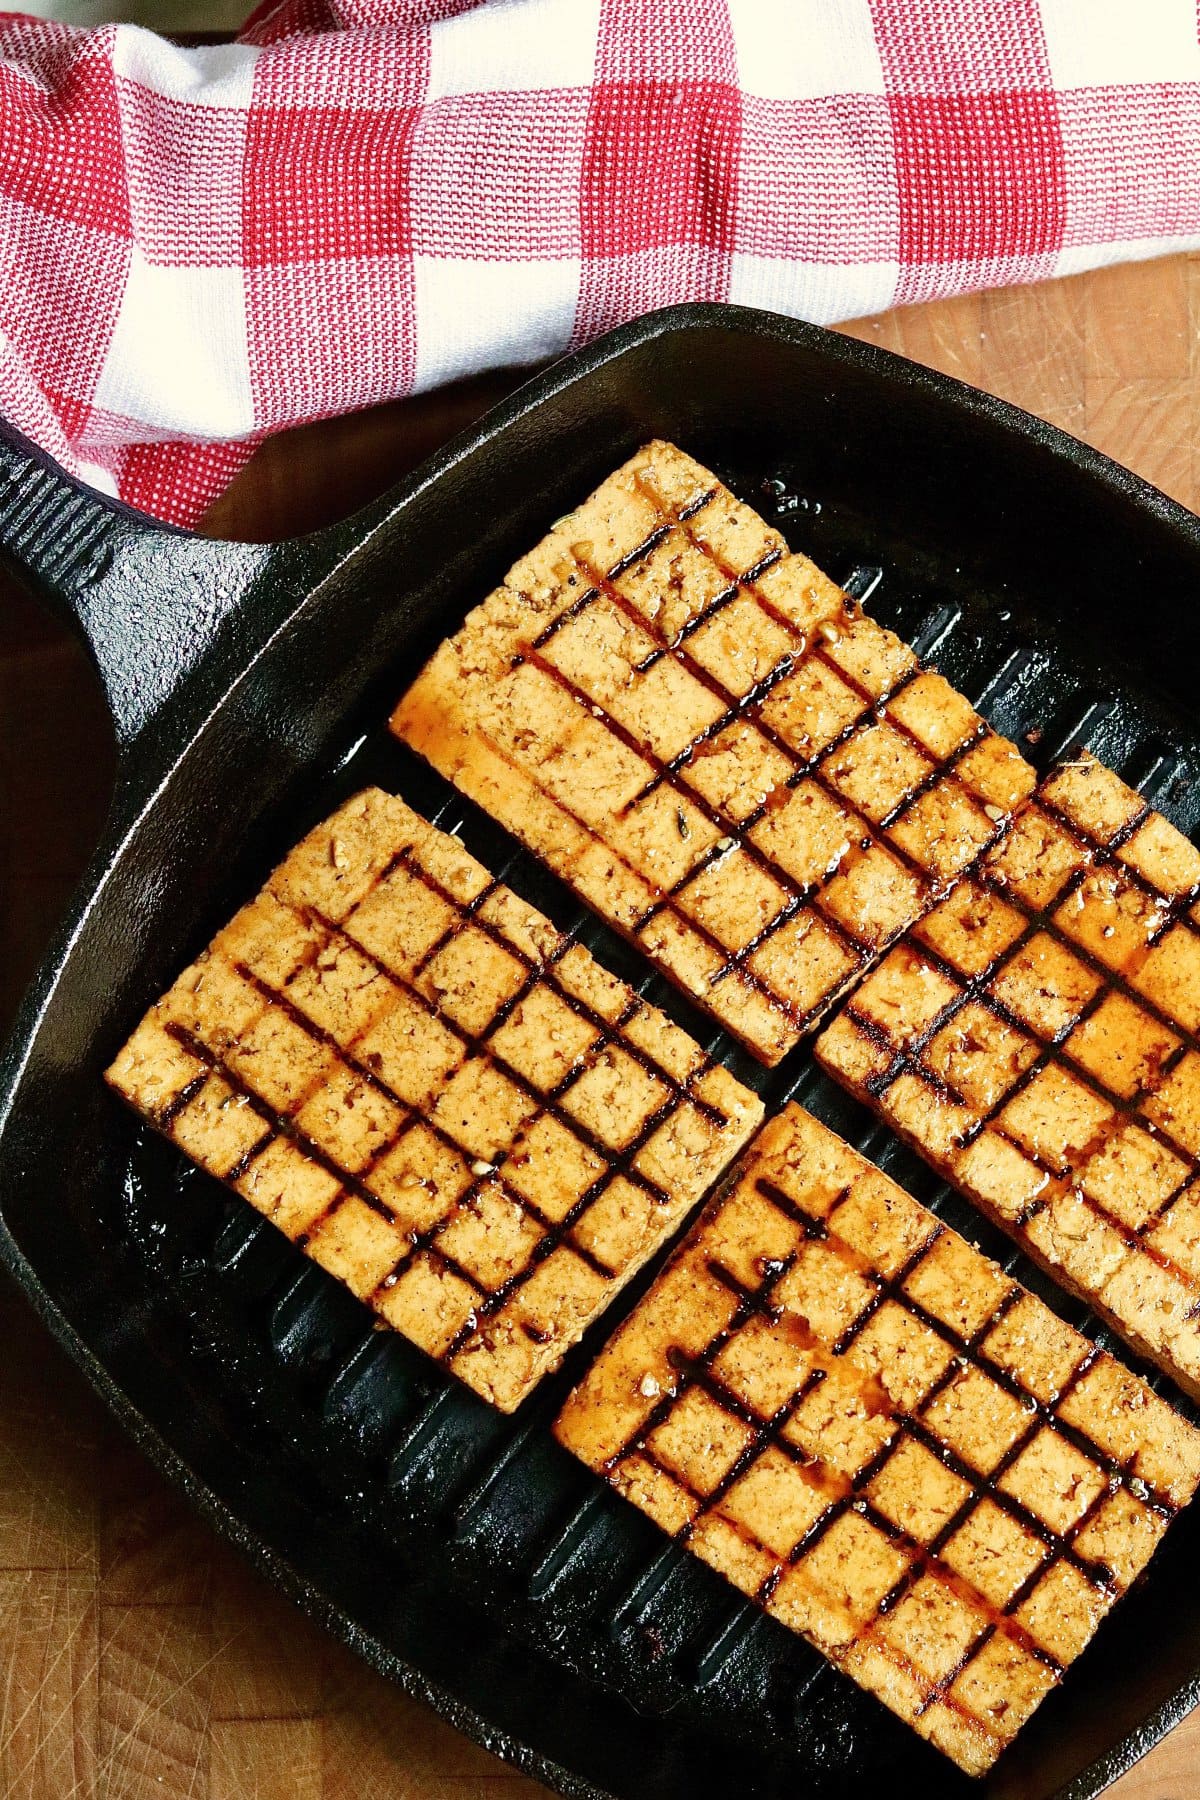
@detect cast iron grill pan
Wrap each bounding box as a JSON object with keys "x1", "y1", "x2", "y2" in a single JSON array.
[{"x1": 2, "y1": 307, "x2": 1200, "y2": 1799}]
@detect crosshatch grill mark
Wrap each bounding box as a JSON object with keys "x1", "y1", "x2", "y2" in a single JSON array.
[
  {"x1": 555, "y1": 1105, "x2": 1200, "y2": 1777},
  {"x1": 818, "y1": 753, "x2": 1200, "y2": 1400},
  {"x1": 393, "y1": 441, "x2": 1036, "y2": 1065},
  {"x1": 106, "y1": 790, "x2": 763, "y2": 1411}
]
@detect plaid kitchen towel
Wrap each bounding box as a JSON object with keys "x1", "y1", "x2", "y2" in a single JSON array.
[{"x1": 2, "y1": 0, "x2": 1199, "y2": 525}]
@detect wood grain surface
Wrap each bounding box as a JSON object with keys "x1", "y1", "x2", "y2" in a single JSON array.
[{"x1": 3, "y1": 256, "x2": 1200, "y2": 1798}]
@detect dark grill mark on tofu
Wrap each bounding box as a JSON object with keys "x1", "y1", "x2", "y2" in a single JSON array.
[
  {"x1": 817, "y1": 750, "x2": 1200, "y2": 1400},
  {"x1": 555, "y1": 1106, "x2": 1200, "y2": 1775},
  {"x1": 392, "y1": 441, "x2": 1035, "y2": 1065},
  {"x1": 106, "y1": 789, "x2": 763, "y2": 1413}
]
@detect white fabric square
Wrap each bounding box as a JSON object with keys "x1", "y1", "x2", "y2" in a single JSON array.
[
  {"x1": 427, "y1": 0, "x2": 601, "y2": 98},
  {"x1": 412, "y1": 255, "x2": 581, "y2": 389},
  {"x1": 76, "y1": 458, "x2": 121, "y2": 498},
  {"x1": 93, "y1": 251, "x2": 255, "y2": 437},
  {"x1": 112, "y1": 30, "x2": 260, "y2": 108},
  {"x1": 728, "y1": 254, "x2": 900, "y2": 325},
  {"x1": 1040, "y1": 0, "x2": 1200, "y2": 88},
  {"x1": 727, "y1": 0, "x2": 886, "y2": 100}
]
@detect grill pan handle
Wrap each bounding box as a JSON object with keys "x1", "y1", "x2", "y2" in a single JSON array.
[{"x1": 0, "y1": 421, "x2": 277, "y2": 749}]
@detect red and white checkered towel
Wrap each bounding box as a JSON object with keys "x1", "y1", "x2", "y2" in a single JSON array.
[{"x1": 3, "y1": 0, "x2": 1200, "y2": 526}]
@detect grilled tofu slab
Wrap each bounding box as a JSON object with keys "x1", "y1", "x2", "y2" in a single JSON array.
[
  {"x1": 392, "y1": 442, "x2": 1034, "y2": 1065},
  {"x1": 555, "y1": 1104, "x2": 1200, "y2": 1775},
  {"x1": 818, "y1": 752, "x2": 1200, "y2": 1400},
  {"x1": 106, "y1": 789, "x2": 762, "y2": 1411}
]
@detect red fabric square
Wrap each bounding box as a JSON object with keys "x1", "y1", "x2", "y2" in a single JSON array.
[
  {"x1": 244, "y1": 104, "x2": 421, "y2": 263},
  {"x1": 0, "y1": 44, "x2": 129, "y2": 233},
  {"x1": 42, "y1": 384, "x2": 93, "y2": 444},
  {"x1": 871, "y1": 0, "x2": 1053, "y2": 95},
  {"x1": 891, "y1": 88, "x2": 1065, "y2": 274},
  {"x1": 120, "y1": 437, "x2": 258, "y2": 528},
  {"x1": 580, "y1": 78, "x2": 740, "y2": 259}
]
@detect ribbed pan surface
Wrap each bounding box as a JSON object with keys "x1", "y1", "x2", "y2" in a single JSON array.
[{"x1": 110, "y1": 455, "x2": 1200, "y2": 1800}]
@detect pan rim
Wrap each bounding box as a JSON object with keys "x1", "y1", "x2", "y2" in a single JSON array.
[{"x1": 4, "y1": 299, "x2": 1200, "y2": 1800}]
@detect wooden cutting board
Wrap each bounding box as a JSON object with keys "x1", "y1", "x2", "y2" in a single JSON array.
[{"x1": 2, "y1": 254, "x2": 1198, "y2": 1798}]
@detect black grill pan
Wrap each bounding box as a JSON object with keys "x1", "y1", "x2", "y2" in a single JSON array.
[{"x1": 2, "y1": 304, "x2": 1200, "y2": 1799}]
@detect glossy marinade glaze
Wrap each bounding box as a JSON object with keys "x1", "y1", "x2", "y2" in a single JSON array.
[
  {"x1": 817, "y1": 753, "x2": 1200, "y2": 1402},
  {"x1": 555, "y1": 1105, "x2": 1200, "y2": 1775},
  {"x1": 392, "y1": 442, "x2": 1034, "y2": 1065},
  {"x1": 106, "y1": 789, "x2": 762, "y2": 1411}
]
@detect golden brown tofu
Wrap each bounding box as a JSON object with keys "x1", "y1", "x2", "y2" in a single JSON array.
[
  {"x1": 107, "y1": 789, "x2": 763, "y2": 1411},
  {"x1": 555, "y1": 1105, "x2": 1200, "y2": 1775},
  {"x1": 391, "y1": 442, "x2": 1034, "y2": 1065},
  {"x1": 817, "y1": 751, "x2": 1200, "y2": 1400}
]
